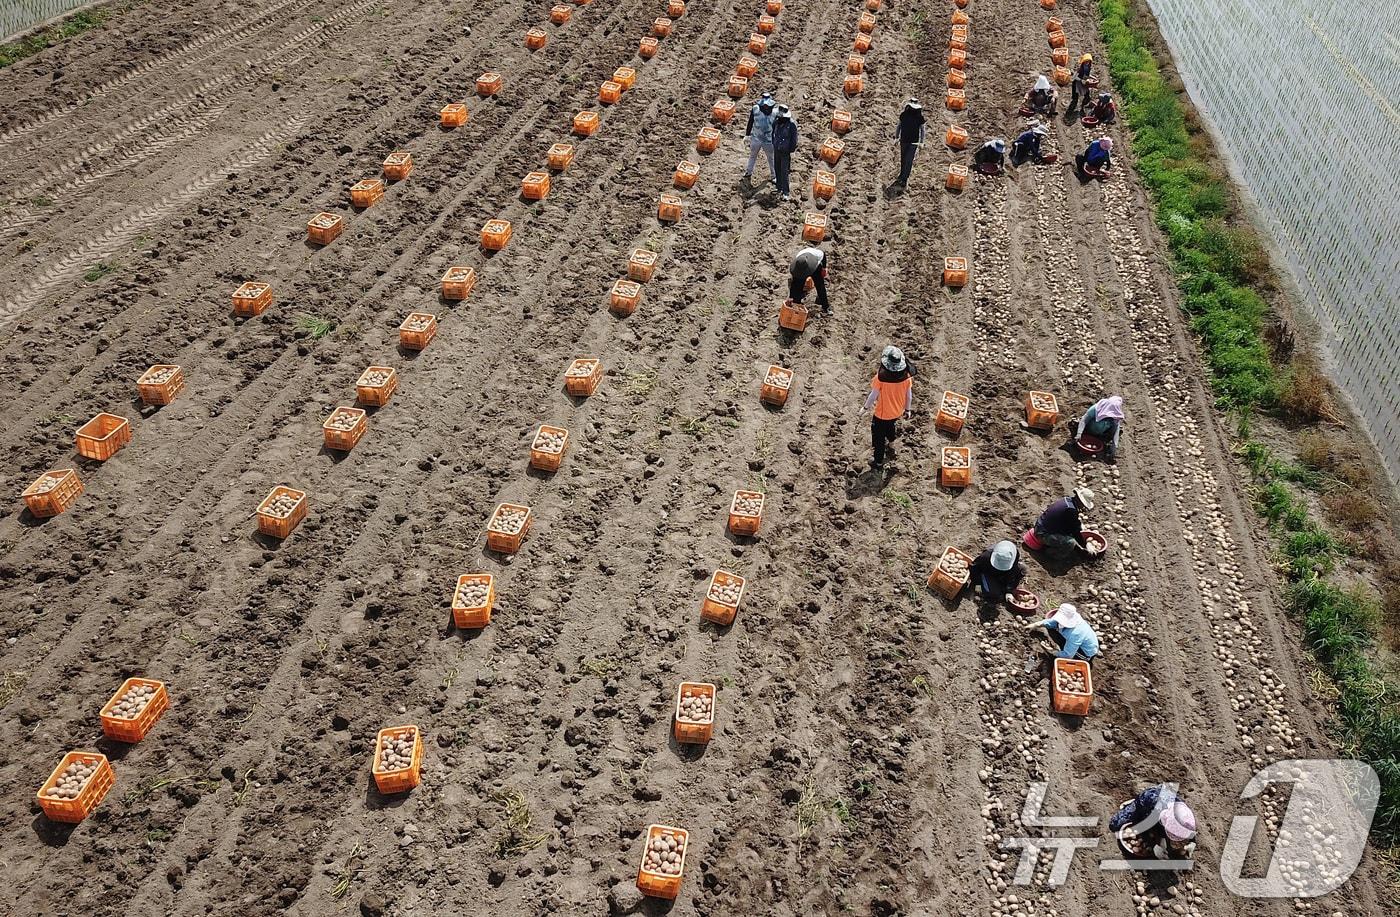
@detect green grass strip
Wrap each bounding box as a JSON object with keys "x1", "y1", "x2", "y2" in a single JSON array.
[{"x1": 1, "y1": 7, "x2": 114, "y2": 70}]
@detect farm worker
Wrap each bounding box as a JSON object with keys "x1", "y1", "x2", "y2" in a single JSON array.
[
  {"x1": 788, "y1": 245, "x2": 830, "y2": 312},
  {"x1": 744, "y1": 92, "x2": 778, "y2": 186},
  {"x1": 1030, "y1": 487, "x2": 1094, "y2": 558},
  {"x1": 1076, "y1": 395, "x2": 1124, "y2": 458},
  {"x1": 1067, "y1": 53, "x2": 1094, "y2": 114},
  {"x1": 1109, "y1": 784, "x2": 1198, "y2": 861},
  {"x1": 970, "y1": 539, "x2": 1025, "y2": 602},
  {"x1": 1075, "y1": 136, "x2": 1113, "y2": 176},
  {"x1": 861, "y1": 346, "x2": 914, "y2": 470},
  {"x1": 1010, "y1": 124, "x2": 1049, "y2": 166},
  {"x1": 973, "y1": 137, "x2": 1007, "y2": 172},
  {"x1": 1024, "y1": 75, "x2": 1058, "y2": 116},
  {"x1": 1089, "y1": 92, "x2": 1119, "y2": 124},
  {"x1": 771, "y1": 104, "x2": 799, "y2": 201},
  {"x1": 893, "y1": 98, "x2": 926, "y2": 188},
  {"x1": 1025, "y1": 602, "x2": 1101, "y2": 661}
]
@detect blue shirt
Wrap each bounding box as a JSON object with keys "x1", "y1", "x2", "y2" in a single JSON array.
[
  {"x1": 1085, "y1": 139, "x2": 1111, "y2": 166},
  {"x1": 1039, "y1": 617, "x2": 1100, "y2": 659}
]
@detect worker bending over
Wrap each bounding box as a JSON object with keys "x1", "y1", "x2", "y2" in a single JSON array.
[
  {"x1": 972, "y1": 137, "x2": 1007, "y2": 174},
  {"x1": 1026, "y1": 487, "x2": 1094, "y2": 559},
  {"x1": 1023, "y1": 75, "x2": 1058, "y2": 116},
  {"x1": 788, "y1": 246, "x2": 830, "y2": 313},
  {"x1": 1075, "y1": 395, "x2": 1124, "y2": 459},
  {"x1": 1087, "y1": 92, "x2": 1118, "y2": 124},
  {"x1": 1010, "y1": 123, "x2": 1049, "y2": 166},
  {"x1": 1110, "y1": 784, "x2": 1198, "y2": 861},
  {"x1": 1026, "y1": 602, "x2": 1101, "y2": 661},
  {"x1": 1075, "y1": 136, "x2": 1113, "y2": 178},
  {"x1": 970, "y1": 539, "x2": 1025, "y2": 603},
  {"x1": 861, "y1": 346, "x2": 914, "y2": 470}
]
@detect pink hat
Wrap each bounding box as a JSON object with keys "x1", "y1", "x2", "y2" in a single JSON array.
[
  {"x1": 1100, "y1": 137, "x2": 1114, "y2": 152},
  {"x1": 1161, "y1": 800, "x2": 1197, "y2": 842}
]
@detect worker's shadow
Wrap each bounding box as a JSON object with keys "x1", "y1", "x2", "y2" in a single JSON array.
[
  {"x1": 844, "y1": 465, "x2": 891, "y2": 499},
  {"x1": 1024, "y1": 548, "x2": 1080, "y2": 578}
]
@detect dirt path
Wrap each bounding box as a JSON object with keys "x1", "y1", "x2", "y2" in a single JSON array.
[{"x1": 0, "y1": 1, "x2": 1391, "y2": 916}]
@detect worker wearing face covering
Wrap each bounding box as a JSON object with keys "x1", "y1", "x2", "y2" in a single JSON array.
[
  {"x1": 1075, "y1": 136, "x2": 1113, "y2": 177},
  {"x1": 1075, "y1": 395, "x2": 1124, "y2": 458},
  {"x1": 1010, "y1": 123, "x2": 1049, "y2": 166},
  {"x1": 771, "y1": 103, "x2": 799, "y2": 201},
  {"x1": 970, "y1": 539, "x2": 1026, "y2": 602},
  {"x1": 1067, "y1": 53, "x2": 1094, "y2": 115},
  {"x1": 893, "y1": 98, "x2": 926, "y2": 187},
  {"x1": 972, "y1": 137, "x2": 1007, "y2": 173},
  {"x1": 1024, "y1": 75, "x2": 1058, "y2": 116},
  {"x1": 744, "y1": 92, "x2": 779, "y2": 187}
]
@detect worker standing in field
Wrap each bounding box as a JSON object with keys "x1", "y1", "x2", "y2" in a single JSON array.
[
  {"x1": 893, "y1": 98, "x2": 926, "y2": 188},
  {"x1": 744, "y1": 92, "x2": 779, "y2": 188},
  {"x1": 788, "y1": 245, "x2": 830, "y2": 312},
  {"x1": 771, "y1": 103, "x2": 799, "y2": 201},
  {"x1": 1067, "y1": 53, "x2": 1094, "y2": 116},
  {"x1": 861, "y1": 346, "x2": 915, "y2": 470}
]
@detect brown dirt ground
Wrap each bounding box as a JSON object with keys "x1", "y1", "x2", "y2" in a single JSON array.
[{"x1": 0, "y1": 1, "x2": 1392, "y2": 915}]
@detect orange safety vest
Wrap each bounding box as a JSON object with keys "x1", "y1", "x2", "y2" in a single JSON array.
[{"x1": 871, "y1": 374, "x2": 912, "y2": 421}]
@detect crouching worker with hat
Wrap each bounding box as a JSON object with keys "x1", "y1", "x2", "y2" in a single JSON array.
[
  {"x1": 1109, "y1": 784, "x2": 1198, "y2": 862},
  {"x1": 1024, "y1": 487, "x2": 1095, "y2": 560},
  {"x1": 970, "y1": 539, "x2": 1025, "y2": 604},
  {"x1": 1026, "y1": 602, "x2": 1101, "y2": 663}
]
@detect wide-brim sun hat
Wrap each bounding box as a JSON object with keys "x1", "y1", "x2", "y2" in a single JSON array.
[
  {"x1": 991, "y1": 540, "x2": 1017, "y2": 572},
  {"x1": 1072, "y1": 487, "x2": 1096, "y2": 510},
  {"x1": 880, "y1": 345, "x2": 907, "y2": 372},
  {"x1": 1051, "y1": 603, "x2": 1083, "y2": 628},
  {"x1": 1033, "y1": 124, "x2": 1049, "y2": 136}
]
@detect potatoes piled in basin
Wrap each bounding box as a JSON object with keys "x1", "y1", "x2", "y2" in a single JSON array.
[
  {"x1": 1030, "y1": 393, "x2": 1057, "y2": 412},
  {"x1": 708, "y1": 574, "x2": 743, "y2": 606},
  {"x1": 489, "y1": 506, "x2": 528, "y2": 535},
  {"x1": 731, "y1": 493, "x2": 763, "y2": 517},
  {"x1": 939, "y1": 550, "x2": 970, "y2": 578},
  {"x1": 677, "y1": 687, "x2": 713, "y2": 724},
  {"x1": 644, "y1": 831, "x2": 686, "y2": 876},
  {"x1": 326, "y1": 410, "x2": 361, "y2": 432},
  {"x1": 109, "y1": 683, "x2": 157, "y2": 719},
  {"x1": 566, "y1": 359, "x2": 599, "y2": 378},
  {"x1": 30, "y1": 473, "x2": 64, "y2": 495},
  {"x1": 533, "y1": 428, "x2": 566, "y2": 454},
  {"x1": 359, "y1": 368, "x2": 392, "y2": 388},
  {"x1": 262, "y1": 492, "x2": 301, "y2": 519},
  {"x1": 45, "y1": 760, "x2": 97, "y2": 799},
  {"x1": 378, "y1": 730, "x2": 416, "y2": 772},
  {"x1": 142, "y1": 367, "x2": 178, "y2": 385},
  {"x1": 402, "y1": 314, "x2": 433, "y2": 332},
  {"x1": 1056, "y1": 667, "x2": 1089, "y2": 694},
  {"x1": 455, "y1": 579, "x2": 491, "y2": 608},
  {"x1": 1082, "y1": 532, "x2": 1106, "y2": 555},
  {"x1": 764, "y1": 367, "x2": 792, "y2": 389},
  {"x1": 943, "y1": 448, "x2": 970, "y2": 468}
]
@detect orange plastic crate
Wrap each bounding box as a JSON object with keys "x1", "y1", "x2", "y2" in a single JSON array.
[
  {"x1": 441, "y1": 265, "x2": 477, "y2": 301},
  {"x1": 136, "y1": 364, "x2": 184, "y2": 406},
  {"x1": 530, "y1": 424, "x2": 569, "y2": 472},
  {"x1": 481, "y1": 218, "x2": 513, "y2": 251},
  {"x1": 637, "y1": 824, "x2": 689, "y2": 900},
  {"x1": 37, "y1": 752, "x2": 114, "y2": 824},
  {"x1": 943, "y1": 256, "x2": 969, "y2": 287},
  {"x1": 778, "y1": 299, "x2": 807, "y2": 332},
  {"x1": 866, "y1": 0, "x2": 881, "y2": 9},
  {"x1": 657, "y1": 193, "x2": 683, "y2": 223},
  {"x1": 831, "y1": 109, "x2": 853, "y2": 133},
  {"x1": 372, "y1": 725, "x2": 423, "y2": 794},
  {"x1": 949, "y1": 31, "x2": 967, "y2": 52},
  {"x1": 701, "y1": 570, "x2": 745, "y2": 624},
  {"x1": 667, "y1": 0, "x2": 685, "y2": 15},
  {"x1": 232, "y1": 280, "x2": 273, "y2": 317},
  {"x1": 728, "y1": 490, "x2": 764, "y2": 536},
  {"x1": 1052, "y1": 46, "x2": 1069, "y2": 66},
  {"x1": 399, "y1": 312, "x2": 438, "y2": 350},
  {"x1": 652, "y1": 17, "x2": 672, "y2": 37},
  {"x1": 486, "y1": 503, "x2": 532, "y2": 553},
  {"x1": 451, "y1": 573, "x2": 495, "y2": 629},
  {"x1": 946, "y1": 88, "x2": 966, "y2": 111},
  {"x1": 939, "y1": 446, "x2": 972, "y2": 488},
  {"x1": 100, "y1": 677, "x2": 170, "y2": 743},
  {"x1": 843, "y1": 74, "x2": 864, "y2": 96},
  {"x1": 307, "y1": 212, "x2": 343, "y2": 245},
  {"x1": 613, "y1": 66, "x2": 637, "y2": 91},
  {"x1": 610, "y1": 279, "x2": 643, "y2": 315},
  {"x1": 952, "y1": 9, "x2": 970, "y2": 25},
  {"x1": 947, "y1": 68, "x2": 966, "y2": 89},
  {"x1": 766, "y1": 0, "x2": 783, "y2": 14},
  {"x1": 858, "y1": 11, "x2": 876, "y2": 33},
  {"x1": 927, "y1": 546, "x2": 972, "y2": 599},
  {"x1": 1046, "y1": 17, "x2": 1063, "y2": 32},
  {"x1": 818, "y1": 136, "x2": 844, "y2": 165},
  {"x1": 628, "y1": 248, "x2": 659, "y2": 282},
  {"x1": 356, "y1": 366, "x2": 398, "y2": 407},
  {"x1": 1048, "y1": 29, "x2": 1066, "y2": 49},
  {"x1": 573, "y1": 111, "x2": 600, "y2": 136},
  {"x1": 760, "y1": 365, "x2": 793, "y2": 407},
  {"x1": 757, "y1": 14, "x2": 776, "y2": 34},
  {"x1": 1054, "y1": 65, "x2": 1071, "y2": 86},
  {"x1": 946, "y1": 125, "x2": 969, "y2": 149},
  {"x1": 696, "y1": 126, "x2": 722, "y2": 153},
  {"x1": 75, "y1": 413, "x2": 131, "y2": 461},
  {"x1": 439, "y1": 102, "x2": 468, "y2": 128},
  {"x1": 847, "y1": 53, "x2": 864, "y2": 75},
  {"x1": 525, "y1": 27, "x2": 547, "y2": 50},
  {"x1": 727, "y1": 75, "x2": 748, "y2": 98},
  {"x1": 549, "y1": 5, "x2": 571, "y2": 24},
  {"x1": 256, "y1": 485, "x2": 307, "y2": 539},
  {"x1": 21, "y1": 469, "x2": 83, "y2": 518},
  {"x1": 949, "y1": 47, "x2": 966, "y2": 69},
  {"x1": 854, "y1": 31, "x2": 872, "y2": 53},
  {"x1": 547, "y1": 142, "x2": 576, "y2": 170},
  {"x1": 322, "y1": 406, "x2": 367, "y2": 452},
  {"x1": 564, "y1": 357, "x2": 602, "y2": 396},
  {"x1": 477, "y1": 72, "x2": 503, "y2": 97},
  {"x1": 736, "y1": 55, "x2": 759, "y2": 78},
  {"x1": 599, "y1": 80, "x2": 622, "y2": 104},
  {"x1": 1041, "y1": 0, "x2": 1056, "y2": 8},
  {"x1": 812, "y1": 169, "x2": 836, "y2": 200},
  {"x1": 946, "y1": 163, "x2": 969, "y2": 191},
  {"x1": 802, "y1": 212, "x2": 827, "y2": 242},
  {"x1": 382, "y1": 150, "x2": 413, "y2": 181},
  {"x1": 935, "y1": 390, "x2": 970, "y2": 435},
  {"x1": 639, "y1": 36, "x2": 659, "y2": 59},
  {"x1": 673, "y1": 159, "x2": 700, "y2": 189},
  {"x1": 522, "y1": 171, "x2": 551, "y2": 200},
  {"x1": 1025, "y1": 391, "x2": 1060, "y2": 430},
  {"x1": 350, "y1": 178, "x2": 385, "y2": 208},
  {"x1": 1052, "y1": 659, "x2": 1093, "y2": 715},
  {"x1": 748, "y1": 33, "x2": 767, "y2": 55},
  {"x1": 674, "y1": 682, "x2": 716, "y2": 744}
]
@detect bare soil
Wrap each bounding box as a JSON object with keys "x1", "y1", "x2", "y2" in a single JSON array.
[{"x1": 0, "y1": 1, "x2": 1392, "y2": 916}]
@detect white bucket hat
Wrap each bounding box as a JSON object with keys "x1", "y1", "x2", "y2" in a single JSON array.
[
  {"x1": 880, "y1": 345, "x2": 906, "y2": 372},
  {"x1": 991, "y1": 540, "x2": 1017, "y2": 572},
  {"x1": 1051, "y1": 603, "x2": 1083, "y2": 628},
  {"x1": 1072, "y1": 487, "x2": 1095, "y2": 511}
]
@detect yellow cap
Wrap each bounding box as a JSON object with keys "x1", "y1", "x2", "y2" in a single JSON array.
[{"x1": 1081, "y1": 53, "x2": 1092, "y2": 63}]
